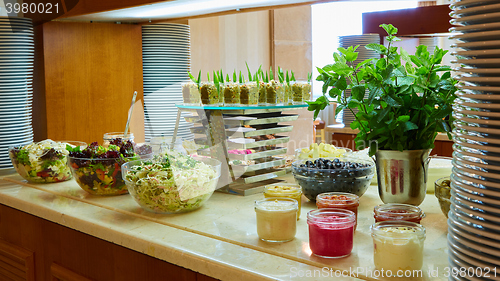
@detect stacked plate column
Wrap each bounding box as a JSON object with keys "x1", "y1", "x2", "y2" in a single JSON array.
[
  {"x1": 338, "y1": 34, "x2": 380, "y2": 126},
  {"x1": 142, "y1": 23, "x2": 193, "y2": 142},
  {"x1": 449, "y1": 0, "x2": 500, "y2": 277},
  {"x1": 0, "y1": 17, "x2": 34, "y2": 172}
]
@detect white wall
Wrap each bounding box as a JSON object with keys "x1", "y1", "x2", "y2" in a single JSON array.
[{"x1": 189, "y1": 11, "x2": 270, "y2": 79}]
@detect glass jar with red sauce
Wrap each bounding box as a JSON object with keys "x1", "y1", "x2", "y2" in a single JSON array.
[
  {"x1": 307, "y1": 208, "x2": 356, "y2": 258},
  {"x1": 373, "y1": 203, "x2": 425, "y2": 224},
  {"x1": 316, "y1": 192, "x2": 359, "y2": 230}
]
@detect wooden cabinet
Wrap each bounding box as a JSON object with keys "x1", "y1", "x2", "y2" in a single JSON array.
[
  {"x1": 50, "y1": 264, "x2": 93, "y2": 281},
  {"x1": 0, "y1": 239, "x2": 35, "y2": 281},
  {"x1": 330, "y1": 132, "x2": 453, "y2": 157},
  {"x1": 33, "y1": 21, "x2": 145, "y2": 144},
  {"x1": 0, "y1": 204, "x2": 218, "y2": 281}
]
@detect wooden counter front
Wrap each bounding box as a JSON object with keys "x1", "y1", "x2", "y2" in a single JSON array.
[
  {"x1": 325, "y1": 124, "x2": 454, "y2": 157},
  {"x1": 0, "y1": 171, "x2": 450, "y2": 281}
]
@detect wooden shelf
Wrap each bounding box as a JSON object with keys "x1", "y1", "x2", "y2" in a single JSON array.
[{"x1": 362, "y1": 5, "x2": 453, "y2": 39}]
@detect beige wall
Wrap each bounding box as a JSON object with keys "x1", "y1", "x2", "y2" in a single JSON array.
[
  {"x1": 189, "y1": 11, "x2": 270, "y2": 79},
  {"x1": 272, "y1": 6, "x2": 313, "y2": 81},
  {"x1": 273, "y1": 6, "x2": 315, "y2": 151},
  {"x1": 189, "y1": 7, "x2": 314, "y2": 152}
]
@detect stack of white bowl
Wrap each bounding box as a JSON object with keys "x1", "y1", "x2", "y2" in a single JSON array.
[
  {"x1": 142, "y1": 23, "x2": 193, "y2": 142},
  {"x1": 338, "y1": 34, "x2": 380, "y2": 126},
  {"x1": 448, "y1": 0, "x2": 500, "y2": 275},
  {"x1": 0, "y1": 17, "x2": 33, "y2": 171}
]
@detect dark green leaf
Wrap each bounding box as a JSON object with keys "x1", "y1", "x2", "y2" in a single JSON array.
[
  {"x1": 382, "y1": 93, "x2": 401, "y2": 107},
  {"x1": 335, "y1": 77, "x2": 347, "y2": 91},
  {"x1": 397, "y1": 76, "x2": 414, "y2": 86},
  {"x1": 352, "y1": 85, "x2": 365, "y2": 101},
  {"x1": 335, "y1": 103, "x2": 346, "y2": 117},
  {"x1": 404, "y1": 121, "x2": 418, "y2": 131},
  {"x1": 322, "y1": 77, "x2": 331, "y2": 94},
  {"x1": 377, "y1": 106, "x2": 390, "y2": 123},
  {"x1": 367, "y1": 87, "x2": 382, "y2": 104},
  {"x1": 348, "y1": 98, "x2": 360, "y2": 108},
  {"x1": 369, "y1": 141, "x2": 378, "y2": 156},
  {"x1": 329, "y1": 87, "x2": 342, "y2": 99}
]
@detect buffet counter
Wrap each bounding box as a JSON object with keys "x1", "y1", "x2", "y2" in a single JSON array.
[{"x1": 0, "y1": 172, "x2": 449, "y2": 281}]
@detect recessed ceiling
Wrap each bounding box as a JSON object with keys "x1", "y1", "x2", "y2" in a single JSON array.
[{"x1": 58, "y1": 0, "x2": 327, "y2": 23}]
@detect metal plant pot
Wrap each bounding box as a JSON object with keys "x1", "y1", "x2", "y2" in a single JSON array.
[{"x1": 375, "y1": 149, "x2": 431, "y2": 206}]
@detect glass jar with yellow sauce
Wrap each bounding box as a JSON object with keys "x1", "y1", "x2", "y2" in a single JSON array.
[
  {"x1": 370, "y1": 221, "x2": 426, "y2": 271},
  {"x1": 255, "y1": 198, "x2": 298, "y2": 242},
  {"x1": 263, "y1": 183, "x2": 302, "y2": 220}
]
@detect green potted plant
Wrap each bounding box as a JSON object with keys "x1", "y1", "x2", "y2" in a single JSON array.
[{"x1": 308, "y1": 24, "x2": 458, "y2": 205}]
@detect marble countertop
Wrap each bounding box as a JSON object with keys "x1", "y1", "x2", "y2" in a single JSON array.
[{"x1": 0, "y1": 171, "x2": 449, "y2": 281}]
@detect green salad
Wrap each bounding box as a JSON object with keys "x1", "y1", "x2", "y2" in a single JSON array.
[
  {"x1": 123, "y1": 153, "x2": 219, "y2": 214},
  {"x1": 9, "y1": 140, "x2": 74, "y2": 183}
]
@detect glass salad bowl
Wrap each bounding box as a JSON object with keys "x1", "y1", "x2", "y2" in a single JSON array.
[
  {"x1": 292, "y1": 156, "x2": 375, "y2": 201},
  {"x1": 435, "y1": 176, "x2": 451, "y2": 218},
  {"x1": 122, "y1": 155, "x2": 221, "y2": 214},
  {"x1": 67, "y1": 141, "x2": 149, "y2": 196},
  {"x1": 9, "y1": 140, "x2": 86, "y2": 183}
]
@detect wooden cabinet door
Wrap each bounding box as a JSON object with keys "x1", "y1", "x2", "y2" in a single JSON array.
[
  {"x1": 51, "y1": 263, "x2": 94, "y2": 281},
  {"x1": 0, "y1": 238, "x2": 35, "y2": 281}
]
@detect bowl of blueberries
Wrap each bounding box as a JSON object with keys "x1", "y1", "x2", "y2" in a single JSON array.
[{"x1": 292, "y1": 156, "x2": 375, "y2": 201}]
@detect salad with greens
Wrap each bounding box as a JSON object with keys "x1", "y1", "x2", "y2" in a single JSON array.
[
  {"x1": 9, "y1": 140, "x2": 75, "y2": 183},
  {"x1": 68, "y1": 140, "x2": 142, "y2": 196},
  {"x1": 123, "y1": 152, "x2": 220, "y2": 214}
]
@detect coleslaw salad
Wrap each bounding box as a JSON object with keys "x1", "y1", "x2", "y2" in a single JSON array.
[{"x1": 123, "y1": 153, "x2": 221, "y2": 214}]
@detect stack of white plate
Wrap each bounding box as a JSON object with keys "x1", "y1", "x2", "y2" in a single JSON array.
[
  {"x1": 419, "y1": 37, "x2": 437, "y2": 54},
  {"x1": 448, "y1": 0, "x2": 500, "y2": 276},
  {"x1": 338, "y1": 34, "x2": 380, "y2": 126},
  {"x1": 0, "y1": 17, "x2": 34, "y2": 171},
  {"x1": 142, "y1": 23, "x2": 193, "y2": 142}
]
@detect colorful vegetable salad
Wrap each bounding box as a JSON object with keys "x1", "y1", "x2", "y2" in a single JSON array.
[
  {"x1": 68, "y1": 140, "x2": 141, "y2": 196},
  {"x1": 9, "y1": 139, "x2": 75, "y2": 183}
]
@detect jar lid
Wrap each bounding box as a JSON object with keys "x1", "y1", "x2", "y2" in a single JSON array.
[
  {"x1": 316, "y1": 192, "x2": 359, "y2": 206},
  {"x1": 374, "y1": 203, "x2": 425, "y2": 220},
  {"x1": 370, "y1": 221, "x2": 426, "y2": 239},
  {"x1": 103, "y1": 132, "x2": 134, "y2": 140},
  {"x1": 150, "y1": 136, "x2": 182, "y2": 145},
  {"x1": 307, "y1": 208, "x2": 356, "y2": 225},
  {"x1": 255, "y1": 198, "x2": 298, "y2": 211},
  {"x1": 264, "y1": 184, "x2": 302, "y2": 195}
]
